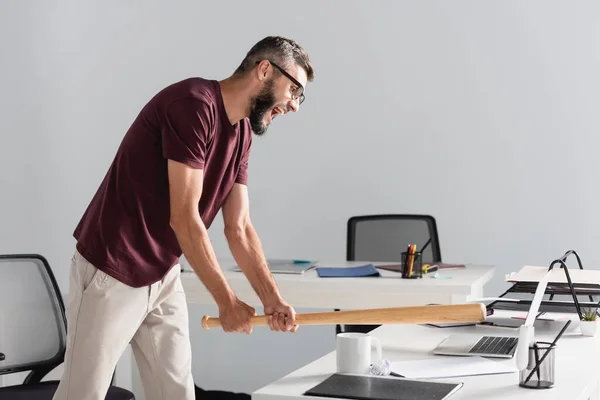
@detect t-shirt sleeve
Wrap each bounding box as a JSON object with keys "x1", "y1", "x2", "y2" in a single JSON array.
[
  {"x1": 161, "y1": 98, "x2": 214, "y2": 169},
  {"x1": 235, "y1": 124, "x2": 252, "y2": 185}
]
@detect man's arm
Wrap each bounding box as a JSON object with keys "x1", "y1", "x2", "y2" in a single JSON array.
[
  {"x1": 222, "y1": 183, "x2": 297, "y2": 332},
  {"x1": 167, "y1": 160, "x2": 255, "y2": 333}
]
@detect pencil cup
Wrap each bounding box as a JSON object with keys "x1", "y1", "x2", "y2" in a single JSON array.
[
  {"x1": 519, "y1": 341, "x2": 556, "y2": 389},
  {"x1": 401, "y1": 251, "x2": 422, "y2": 279}
]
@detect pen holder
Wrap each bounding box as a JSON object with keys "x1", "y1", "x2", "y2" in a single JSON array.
[
  {"x1": 519, "y1": 341, "x2": 556, "y2": 389},
  {"x1": 401, "y1": 251, "x2": 422, "y2": 279}
]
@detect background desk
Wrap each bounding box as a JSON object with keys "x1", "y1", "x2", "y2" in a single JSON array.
[
  {"x1": 181, "y1": 260, "x2": 496, "y2": 308},
  {"x1": 254, "y1": 312, "x2": 599, "y2": 400},
  {"x1": 125, "y1": 261, "x2": 496, "y2": 399}
]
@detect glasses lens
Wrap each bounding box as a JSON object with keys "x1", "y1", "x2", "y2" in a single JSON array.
[{"x1": 296, "y1": 87, "x2": 305, "y2": 104}]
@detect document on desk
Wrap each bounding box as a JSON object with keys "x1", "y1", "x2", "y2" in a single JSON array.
[
  {"x1": 391, "y1": 356, "x2": 517, "y2": 379},
  {"x1": 231, "y1": 259, "x2": 316, "y2": 274},
  {"x1": 506, "y1": 265, "x2": 600, "y2": 285},
  {"x1": 316, "y1": 264, "x2": 380, "y2": 277}
]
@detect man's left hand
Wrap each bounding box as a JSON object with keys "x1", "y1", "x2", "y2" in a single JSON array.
[{"x1": 263, "y1": 297, "x2": 298, "y2": 332}]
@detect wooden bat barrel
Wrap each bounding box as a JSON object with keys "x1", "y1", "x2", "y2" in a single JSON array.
[{"x1": 201, "y1": 303, "x2": 486, "y2": 330}]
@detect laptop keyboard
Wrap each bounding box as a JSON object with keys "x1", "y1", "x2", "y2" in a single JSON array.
[{"x1": 469, "y1": 336, "x2": 517, "y2": 355}]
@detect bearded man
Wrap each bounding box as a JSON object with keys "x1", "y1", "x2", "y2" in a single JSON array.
[{"x1": 53, "y1": 35, "x2": 314, "y2": 400}]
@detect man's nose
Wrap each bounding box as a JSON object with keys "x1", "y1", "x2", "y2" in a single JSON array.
[{"x1": 287, "y1": 98, "x2": 299, "y2": 113}]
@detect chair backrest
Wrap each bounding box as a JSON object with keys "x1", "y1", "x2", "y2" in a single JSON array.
[
  {"x1": 0, "y1": 254, "x2": 66, "y2": 377},
  {"x1": 346, "y1": 214, "x2": 442, "y2": 263}
]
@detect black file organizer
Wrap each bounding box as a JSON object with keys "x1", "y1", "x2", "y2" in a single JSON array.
[{"x1": 487, "y1": 250, "x2": 600, "y2": 320}]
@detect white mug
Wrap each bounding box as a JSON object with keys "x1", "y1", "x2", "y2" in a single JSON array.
[{"x1": 336, "y1": 332, "x2": 383, "y2": 374}]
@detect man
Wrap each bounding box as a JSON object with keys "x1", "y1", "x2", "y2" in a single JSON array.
[{"x1": 53, "y1": 36, "x2": 314, "y2": 400}]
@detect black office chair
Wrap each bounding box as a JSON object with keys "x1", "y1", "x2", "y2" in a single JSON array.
[
  {"x1": 339, "y1": 214, "x2": 442, "y2": 334},
  {"x1": 0, "y1": 254, "x2": 134, "y2": 400}
]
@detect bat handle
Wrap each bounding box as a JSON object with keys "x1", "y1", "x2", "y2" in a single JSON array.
[{"x1": 201, "y1": 315, "x2": 271, "y2": 329}]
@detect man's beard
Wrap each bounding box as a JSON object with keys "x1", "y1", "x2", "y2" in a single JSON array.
[{"x1": 248, "y1": 78, "x2": 276, "y2": 136}]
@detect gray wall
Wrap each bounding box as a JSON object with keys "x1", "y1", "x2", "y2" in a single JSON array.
[{"x1": 2, "y1": 0, "x2": 600, "y2": 397}]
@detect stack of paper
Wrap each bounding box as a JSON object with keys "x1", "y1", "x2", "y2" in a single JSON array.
[
  {"x1": 390, "y1": 356, "x2": 517, "y2": 379},
  {"x1": 506, "y1": 265, "x2": 600, "y2": 285}
]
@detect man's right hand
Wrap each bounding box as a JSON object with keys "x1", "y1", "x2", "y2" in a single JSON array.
[{"x1": 218, "y1": 297, "x2": 256, "y2": 334}]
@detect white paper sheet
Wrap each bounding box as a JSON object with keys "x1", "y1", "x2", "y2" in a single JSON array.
[
  {"x1": 391, "y1": 356, "x2": 518, "y2": 379},
  {"x1": 506, "y1": 265, "x2": 600, "y2": 285}
]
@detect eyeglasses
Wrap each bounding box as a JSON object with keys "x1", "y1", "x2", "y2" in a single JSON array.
[{"x1": 268, "y1": 61, "x2": 305, "y2": 105}]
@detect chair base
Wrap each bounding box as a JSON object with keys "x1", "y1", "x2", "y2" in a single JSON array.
[
  {"x1": 195, "y1": 385, "x2": 250, "y2": 399},
  {"x1": 0, "y1": 381, "x2": 134, "y2": 400},
  {"x1": 0, "y1": 380, "x2": 250, "y2": 400}
]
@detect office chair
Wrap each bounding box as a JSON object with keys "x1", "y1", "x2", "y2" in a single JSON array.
[
  {"x1": 339, "y1": 214, "x2": 442, "y2": 334},
  {"x1": 0, "y1": 254, "x2": 134, "y2": 400}
]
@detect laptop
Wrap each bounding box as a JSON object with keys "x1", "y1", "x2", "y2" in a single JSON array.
[
  {"x1": 232, "y1": 259, "x2": 317, "y2": 275},
  {"x1": 432, "y1": 301, "x2": 524, "y2": 359},
  {"x1": 433, "y1": 267, "x2": 555, "y2": 370},
  {"x1": 432, "y1": 333, "x2": 518, "y2": 358}
]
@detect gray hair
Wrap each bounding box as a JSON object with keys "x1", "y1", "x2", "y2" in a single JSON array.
[{"x1": 235, "y1": 36, "x2": 314, "y2": 81}]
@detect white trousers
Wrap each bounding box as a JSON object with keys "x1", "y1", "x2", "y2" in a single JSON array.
[{"x1": 52, "y1": 249, "x2": 195, "y2": 400}]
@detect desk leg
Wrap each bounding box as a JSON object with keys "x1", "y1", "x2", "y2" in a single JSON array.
[
  {"x1": 451, "y1": 284, "x2": 484, "y2": 304},
  {"x1": 450, "y1": 294, "x2": 468, "y2": 304},
  {"x1": 334, "y1": 309, "x2": 342, "y2": 334},
  {"x1": 589, "y1": 380, "x2": 600, "y2": 400}
]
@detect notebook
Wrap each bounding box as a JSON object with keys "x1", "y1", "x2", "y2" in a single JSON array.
[
  {"x1": 316, "y1": 264, "x2": 380, "y2": 278},
  {"x1": 231, "y1": 259, "x2": 316, "y2": 275},
  {"x1": 304, "y1": 373, "x2": 463, "y2": 400}
]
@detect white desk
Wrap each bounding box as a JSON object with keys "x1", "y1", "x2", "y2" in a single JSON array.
[
  {"x1": 181, "y1": 260, "x2": 496, "y2": 308},
  {"x1": 253, "y1": 312, "x2": 600, "y2": 400},
  {"x1": 121, "y1": 261, "x2": 495, "y2": 399}
]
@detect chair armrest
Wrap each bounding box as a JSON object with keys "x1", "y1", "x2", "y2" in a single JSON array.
[{"x1": 0, "y1": 352, "x2": 5, "y2": 361}]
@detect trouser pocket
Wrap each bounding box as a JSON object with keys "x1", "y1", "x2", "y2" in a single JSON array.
[{"x1": 71, "y1": 250, "x2": 113, "y2": 294}]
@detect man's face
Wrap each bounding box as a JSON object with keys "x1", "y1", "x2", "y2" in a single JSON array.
[{"x1": 248, "y1": 63, "x2": 308, "y2": 136}]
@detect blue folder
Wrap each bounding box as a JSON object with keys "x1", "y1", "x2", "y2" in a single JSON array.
[{"x1": 316, "y1": 264, "x2": 380, "y2": 278}]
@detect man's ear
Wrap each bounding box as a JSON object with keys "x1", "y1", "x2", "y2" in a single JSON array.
[{"x1": 256, "y1": 60, "x2": 270, "y2": 82}]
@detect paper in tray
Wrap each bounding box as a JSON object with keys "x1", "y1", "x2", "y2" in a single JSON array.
[{"x1": 506, "y1": 265, "x2": 600, "y2": 285}]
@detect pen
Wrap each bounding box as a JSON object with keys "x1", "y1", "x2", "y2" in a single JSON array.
[
  {"x1": 533, "y1": 342, "x2": 541, "y2": 383},
  {"x1": 405, "y1": 244, "x2": 413, "y2": 278},
  {"x1": 409, "y1": 244, "x2": 413, "y2": 277},
  {"x1": 523, "y1": 319, "x2": 572, "y2": 385},
  {"x1": 408, "y1": 244, "x2": 416, "y2": 277},
  {"x1": 403, "y1": 244, "x2": 411, "y2": 278},
  {"x1": 420, "y1": 238, "x2": 431, "y2": 254}
]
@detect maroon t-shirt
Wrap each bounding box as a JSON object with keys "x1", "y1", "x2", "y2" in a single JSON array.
[{"x1": 73, "y1": 77, "x2": 252, "y2": 287}]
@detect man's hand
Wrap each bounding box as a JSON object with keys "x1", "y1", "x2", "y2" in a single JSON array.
[
  {"x1": 218, "y1": 298, "x2": 256, "y2": 334},
  {"x1": 264, "y1": 297, "x2": 298, "y2": 332}
]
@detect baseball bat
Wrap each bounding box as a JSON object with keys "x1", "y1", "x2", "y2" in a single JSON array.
[{"x1": 201, "y1": 302, "x2": 486, "y2": 330}]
